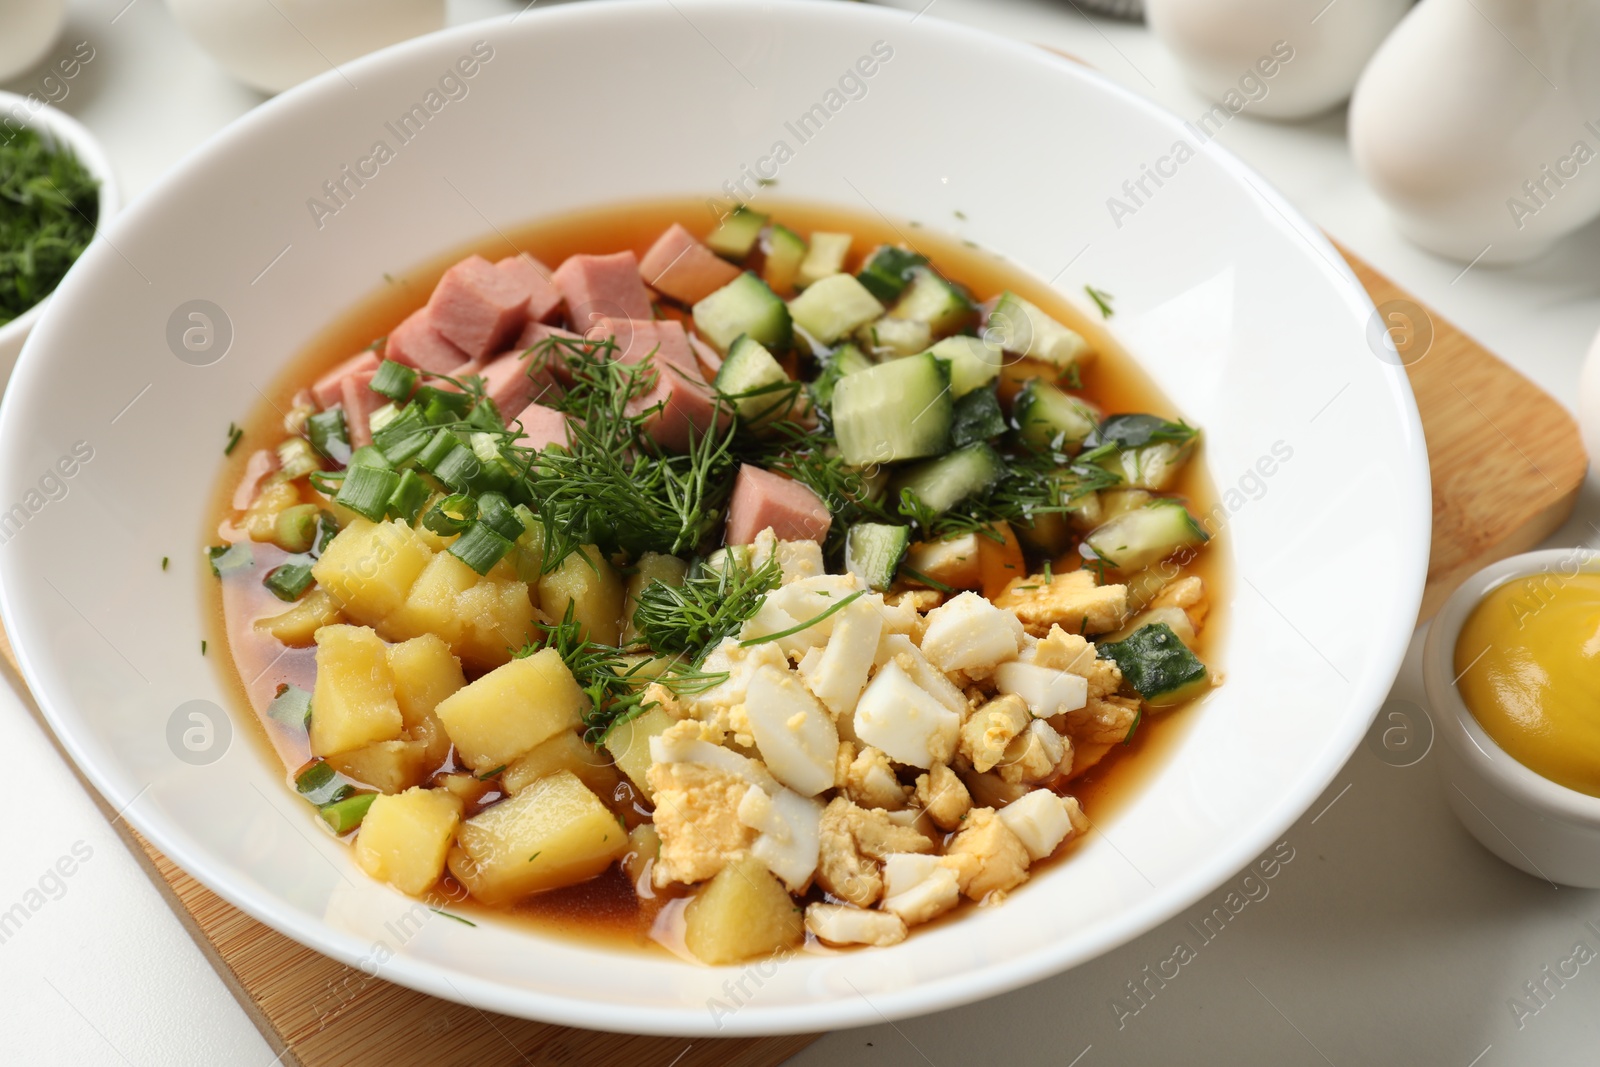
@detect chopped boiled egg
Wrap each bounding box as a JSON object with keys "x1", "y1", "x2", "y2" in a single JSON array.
[
  {"x1": 853, "y1": 659, "x2": 961, "y2": 769},
  {"x1": 995, "y1": 660, "x2": 1088, "y2": 718},
  {"x1": 744, "y1": 663, "x2": 839, "y2": 796},
  {"x1": 919, "y1": 591, "x2": 1026, "y2": 673}
]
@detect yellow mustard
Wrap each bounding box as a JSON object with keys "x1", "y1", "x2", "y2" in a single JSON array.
[{"x1": 1455, "y1": 572, "x2": 1600, "y2": 797}]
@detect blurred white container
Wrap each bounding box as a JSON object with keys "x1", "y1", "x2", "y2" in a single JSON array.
[
  {"x1": 0, "y1": 0, "x2": 67, "y2": 82},
  {"x1": 1146, "y1": 0, "x2": 1411, "y2": 120},
  {"x1": 1351, "y1": 0, "x2": 1600, "y2": 265},
  {"x1": 166, "y1": 0, "x2": 446, "y2": 94}
]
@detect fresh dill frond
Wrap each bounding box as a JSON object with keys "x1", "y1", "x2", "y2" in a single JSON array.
[
  {"x1": 633, "y1": 552, "x2": 782, "y2": 662},
  {"x1": 1085, "y1": 284, "x2": 1115, "y2": 319},
  {"x1": 0, "y1": 128, "x2": 99, "y2": 326}
]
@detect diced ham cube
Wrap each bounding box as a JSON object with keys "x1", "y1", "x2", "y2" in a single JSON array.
[
  {"x1": 639, "y1": 223, "x2": 742, "y2": 305},
  {"x1": 312, "y1": 351, "x2": 379, "y2": 410},
  {"x1": 516, "y1": 322, "x2": 586, "y2": 385},
  {"x1": 495, "y1": 254, "x2": 564, "y2": 323},
  {"x1": 725, "y1": 464, "x2": 832, "y2": 545},
  {"x1": 434, "y1": 359, "x2": 481, "y2": 394},
  {"x1": 552, "y1": 251, "x2": 653, "y2": 331},
  {"x1": 511, "y1": 402, "x2": 573, "y2": 451},
  {"x1": 386, "y1": 308, "x2": 469, "y2": 374},
  {"x1": 688, "y1": 333, "x2": 724, "y2": 378},
  {"x1": 340, "y1": 368, "x2": 382, "y2": 449},
  {"x1": 478, "y1": 350, "x2": 562, "y2": 417},
  {"x1": 427, "y1": 255, "x2": 533, "y2": 360},
  {"x1": 587, "y1": 317, "x2": 721, "y2": 453}
]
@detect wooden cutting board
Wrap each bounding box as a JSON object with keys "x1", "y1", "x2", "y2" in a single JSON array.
[{"x1": 0, "y1": 245, "x2": 1582, "y2": 1067}]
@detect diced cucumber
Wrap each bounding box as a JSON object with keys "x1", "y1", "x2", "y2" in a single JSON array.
[
  {"x1": 715, "y1": 335, "x2": 793, "y2": 424},
  {"x1": 988, "y1": 291, "x2": 1092, "y2": 369},
  {"x1": 788, "y1": 274, "x2": 886, "y2": 344},
  {"x1": 845, "y1": 523, "x2": 911, "y2": 591},
  {"x1": 1098, "y1": 622, "x2": 1208, "y2": 707},
  {"x1": 1106, "y1": 604, "x2": 1197, "y2": 645},
  {"x1": 707, "y1": 206, "x2": 768, "y2": 260},
  {"x1": 857, "y1": 315, "x2": 931, "y2": 359},
  {"x1": 1084, "y1": 500, "x2": 1208, "y2": 573},
  {"x1": 832, "y1": 352, "x2": 953, "y2": 465},
  {"x1": 762, "y1": 225, "x2": 807, "y2": 294},
  {"x1": 856, "y1": 246, "x2": 928, "y2": 303},
  {"x1": 693, "y1": 272, "x2": 793, "y2": 353},
  {"x1": 1089, "y1": 414, "x2": 1199, "y2": 490},
  {"x1": 931, "y1": 336, "x2": 1002, "y2": 397},
  {"x1": 1099, "y1": 488, "x2": 1152, "y2": 521},
  {"x1": 809, "y1": 342, "x2": 873, "y2": 411},
  {"x1": 890, "y1": 269, "x2": 976, "y2": 336},
  {"x1": 1014, "y1": 379, "x2": 1099, "y2": 453},
  {"x1": 950, "y1": 386, "x2": 1006, "y2": 448},
  {"x1": 892, "y1": 442, "x2": 1005, "y2": 516},
  {"x1": 797, "y1": 232, "x2": 852, "y2": 288}
]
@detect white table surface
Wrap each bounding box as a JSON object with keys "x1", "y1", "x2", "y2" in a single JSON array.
[{"x1": 5, "y1": 0, "x2": 1600, "y2": 1064}]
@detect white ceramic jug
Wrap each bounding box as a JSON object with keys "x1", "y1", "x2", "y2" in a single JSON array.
[
  {"x1": 1351, "y1": 0, "x2": 1600, "y2": 264},
  {"x1": 1146, "y1": 0, "x2": 1412, "y2": 120},
  {"x1": 166, "y1": 0, "x2": 445, "y2": 94}
]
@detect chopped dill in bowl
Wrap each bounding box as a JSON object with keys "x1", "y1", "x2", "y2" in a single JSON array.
[{"x1": 0, "y1": 127, "x2": 100, "y2": 326}]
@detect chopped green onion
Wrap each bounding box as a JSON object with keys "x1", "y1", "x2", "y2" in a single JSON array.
[
  {"x1": 371, "y1": 403, "x2": 432, "y2": 464},
  {"x1": 313, "y1": 510, "x2": 341, "y2": 555},
  {"x1": 415, "y1": 428, "x2": 462, "y2": 473},
  {"x1": 468, "y1": 433, "x2": 512, "y2": 490},
  {"x1": 276, "y1": 437, "x2": 323, "y2": 481},
  {"x1": 318, "y1": 791, "x2": 377, "y2": 833},
  {"x1": 387, "y1": 469, "x2": 430, "y2": 524},
  {"x1": 347, "y1": 444, "x2": 392, "y2": 470},
  {"x1": 270, "y1": 685, "x2": 314, "y2": 733},
  {"x1": 274, "y1": 504, "x2": 321, "y2": 553},
  {"x1": 224, "y1": 422, "x2": 243, "y2": 456},
  {"x1": 161, "y1": 556, "x2": 169, "y2": 571},
  {"x1": 308, "y1": 470, "x2": 344, "y2": 496},
  {"x1": 306, "y1": 409, "x2": 349, "y2": 464},
  {"x1": 432, "y1": 442, "x2": 485, "y2": 493},
  {"x1": 415, "y1": 386, "x2": 472, "y2": 424},
  {"x1": 422, "y1": 493, "x2": 475, "y2": 535},
  {"x1": 467, "y1": 398, "x2": 504, "y2": 433},
  {"x1": 449, "y1": 522, "x2": 514, "y2": 575},
  {"x1": 428, "y1": 909, "x2": 477, "y2": 927},
  {"x1": 334, "y1": 464, "x2": 400, "y2": 521},
  {"x1": 294, "y1": 760, "x2": 333, "y2": 793},
  {"x1": 740, "y1": 590, "x2": 866, "y2": 647},
  {"x1": 207, "y1": 542, "x2": 253, "y2": 577},
  {"x1": 367, "y1": 402, "x2": 400, "y2": 436},
  {"x1": 369, "y1": 359, "x2": 418, "y2": 402},
  {"x1": 264, "y1": 562, "x2": 315, "y2": 602},
  {"x1": 476, "y1": 492, "x2": 525, "y2": 541}
]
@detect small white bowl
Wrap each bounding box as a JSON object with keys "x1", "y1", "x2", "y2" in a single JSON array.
[
  {"x1": 0, "y1": 91, "x2": 120, "y2": 384},
  {"x1": 1423, "y1": 548, "x2": 1600, "y2": 888}
]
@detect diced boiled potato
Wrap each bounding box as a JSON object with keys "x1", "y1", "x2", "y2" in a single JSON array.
[
  {"x1": 311, "y1": 519, "x2": 434, "y2": 626},
  {"x1": 538, "y1": 544, "x2": 624, "y2": 646},
  {"x1": 309, "y1": 625, "x2": 404, "y2": 757},
  {"x1": 256, "y1": 588, "x2": 343, "y2": 646},
  {"x1": 454, "y1": 577, "x2": 537, "y2": 669},
  {"x1": 448, "y1": 771, "x2": 627, "y2": 905},
  {"x1": 386, "y1": 634, "x2": 465, "y2": 729},
  {"x1": 504, "y1": 729, "x2": 621, "y2": 800},
  {"x1": 355, "y1": 787, "x2": 463, "y2": 895},
  {"x1": 920, "y1": 591, "x2": 1025, "y2": 673},
  {"x1": 603, "y1": 706, "x2": 675, "y2": 800},
  {"x1": 743, "y1": 665, "x2": 838, "y2": 797},
  {"x1": 241, "y1": 478, "x2": 300, "y2": 541},
  {"x1": 622, "y1": 823, "x2": 662, "y2": 891},
  {"x1": 620, "y1": 552, "x2": 688, "y2": 647},
  {"x1": 328, "y1": 737, "x2": 431, "y2": 794},
  {"x1": 383, "y1": 552, "x2": 480, "y2": 646},
  {"x1": 433, "y1": 648, "x2": 585, "y2": 772},
  {"x1": 683, "y1": 854, "x2": 804, "y2": 965}
]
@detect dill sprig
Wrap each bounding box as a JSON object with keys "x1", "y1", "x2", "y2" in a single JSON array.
[
  {"x1": 0, "y1": 128, "x2": 99, "y2": 325},
  {"x1": 632, "y1": 552, "x2": 782, "y2": 662}
]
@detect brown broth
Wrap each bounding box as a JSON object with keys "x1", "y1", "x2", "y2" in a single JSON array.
[{"x1": 205, "y1": 197, "x2": 1230, "y2": 954}]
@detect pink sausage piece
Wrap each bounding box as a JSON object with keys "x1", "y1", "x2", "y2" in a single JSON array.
[
  {"x1": 478, "y1": 350, "x2": 563, "y2": 417},
  {"x1": 511, "y1": 402, "x2": 574, "y2": 452},
  {"x1": 724, "y1": 464, "x2": 832, "y2": 545},
  {"x1": 552, "y1": 251, "x2": 653, "y2": 332},
  {"x1": 427, "y1": 254, "x2": 534, "y2": 360},
  {"x1": 495, "y1": 253, "x2": 564, "y2": 324},
  {"x1": 587, "y1": 317, "x2": 722, "y2": 453},
  {"x1": 639, "y1": 224, "x2": 742, "y2": 306},
  {"x1": 386, "y1": 308, "x2": 470, "y2": 374},
  {"x1": 340, "y1": 368, "x2": 383, "y2": 449},
  {"x1": 312, "y1": 351, "x2": 380, "y2": 410}
]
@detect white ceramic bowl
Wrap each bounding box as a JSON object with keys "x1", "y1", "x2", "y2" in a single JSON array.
[
  {"x1": 1423, "y1": 549, "x2": 1600, "y2": 888},
  {"x1": 0, "y1": 0, "x2": 1430, "y2": 1035},
  {"x1": 0, "y1": 91, "x2": 120, "y2": 383}
]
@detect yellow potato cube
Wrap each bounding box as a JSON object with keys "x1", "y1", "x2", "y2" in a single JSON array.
[
  {"x1": 312, "y1": 519, "x2": 434, "y2": 627},
  {"x1": 383, "y1": 552, "x2": 479, "y2": 646},
  {"x1": 309, "y1": 625, "x2": 404, "y2": 757},
  {"x1": 386, "y1": 634, "x2": 465, "y2": 770},
  {"x1": 447, "y1": 771, "x2": 627, "y2": 904},
  {"x1": 538, "y1": 544, "x2": 624, "y2": 646},
  {"x1": 327, "y1": 737, "x2": 431, "y2": 794},
  {"x1": 241, "y1": 478, "x2": 300, "y2": 542},
  {"x1": 355, "y1": 787, "x2": 463, "y2": 895},
  {"x1": 620, "y1": 552, "x2": 688, "y2": 647},
  {"x1": 433, "y1": 648, "x2": 585, "y2": 772},
  {"x1": 454, "y1": 577, "x2": 537, "y2": 670},
  {"x1": 603, "y1": 706, "x2": 675, "y2": 801},
  {"x1": 504, "y1": 729, "x2": 621, "y2": 801},
  {"x1": 684, "y1": 855, "x2": 804, "y2": 965},
  {"x1": 255, "y1": 588, "x2": 344, "y2": 646}
]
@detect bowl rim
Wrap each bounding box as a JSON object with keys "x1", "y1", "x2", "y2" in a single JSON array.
[
  {"x1": 0, "y1": 89, "x2": 122, "y2": 346},
  {"x1": 1422, "y1": 547, "x2": 1600, "y2": 824},
  {"x1": 0, "y1": 0, "x2": 1433, "y2": 1034}
]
